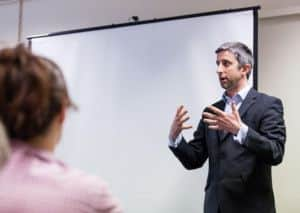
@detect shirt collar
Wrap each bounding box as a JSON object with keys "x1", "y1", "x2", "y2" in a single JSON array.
[
  {"x1": 222, "y1": 84, "x2": 252, "y2": 104},
  {"x1": 11, "y1": 139, "x2": 60, "y2": 164}
]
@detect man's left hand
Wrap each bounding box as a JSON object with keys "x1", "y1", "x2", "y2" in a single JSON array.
[{"x1": 202, "y1": 103, "x2": 241, "y2": 135}]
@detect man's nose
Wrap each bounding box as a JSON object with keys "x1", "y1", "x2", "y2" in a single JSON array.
[{"x1": 216, "y1": 65, "x2": 224, "y2": 74}]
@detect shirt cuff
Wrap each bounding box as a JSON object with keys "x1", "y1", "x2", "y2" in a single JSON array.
[
  {"x1": 168, "y1": 134, "x2": 182, "y2": 148},
  {"x1": 233, "y1": 122, "x2": 248, "y2": 144}
]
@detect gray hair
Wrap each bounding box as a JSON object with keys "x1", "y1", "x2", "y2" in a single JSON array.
[{"x1": 215, "y1": 42, "x2": 253, "y2": 78}]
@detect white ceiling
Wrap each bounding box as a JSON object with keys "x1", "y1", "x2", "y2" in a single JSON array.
[
  {"x1": 1, "y1": 0, "x2": 300, "y2": 18},
  {"x1": 1, "y1": 0, "x2": 300, "y2": 44}
]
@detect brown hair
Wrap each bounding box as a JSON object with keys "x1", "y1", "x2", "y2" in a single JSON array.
[{"x1": 0, "y1": 44, "x2": 74, "y2": 141}]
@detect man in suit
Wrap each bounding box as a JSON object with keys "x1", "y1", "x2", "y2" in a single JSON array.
[{"x1": 168, "y1": 42, "x2": 286, "y2": 213}]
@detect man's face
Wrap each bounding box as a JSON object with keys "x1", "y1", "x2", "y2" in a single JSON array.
[{"x1": 216, "y1": 50, "x2": 245, "y2": 91}]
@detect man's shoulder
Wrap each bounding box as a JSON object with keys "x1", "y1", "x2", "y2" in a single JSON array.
[
  {"x1": 252, "y1": 89, "x2": 282, "y2": 104},
  {"x1": 246, "y1": 89, "x2": 284, "y2": 116}
]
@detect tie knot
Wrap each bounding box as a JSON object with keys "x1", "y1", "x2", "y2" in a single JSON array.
[
  {"x1": 222, "y1": 94, "x2": 242, "y2": 105},
  {"x1": 230, "y1": 98, "x2": 236, "y2": 105}
]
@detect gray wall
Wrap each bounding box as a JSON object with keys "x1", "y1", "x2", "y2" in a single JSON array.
[
  {"x1": 0, "y1": 1, "x2": 299, "y2": 212},
  {"x1": 259, "y1": 15, "x2": 300, "y2": 213}
]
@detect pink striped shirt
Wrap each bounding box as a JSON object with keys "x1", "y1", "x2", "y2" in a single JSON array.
[{"x1": 0, "y1": 141, "x2": 122, "y2": 213}]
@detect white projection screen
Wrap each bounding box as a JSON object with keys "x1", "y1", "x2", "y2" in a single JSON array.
[{"x1": 29, "y1": 7, "x2": 258, "y2": 213}]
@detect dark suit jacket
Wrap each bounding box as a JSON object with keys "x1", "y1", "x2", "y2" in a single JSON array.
[{"x1": 170, "y1": 88, "x2": 286, "y2": 213}]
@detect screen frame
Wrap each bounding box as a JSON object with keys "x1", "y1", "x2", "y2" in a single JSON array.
[{"x1": 27, "y1": 6, "x2": 260, "y2": 89}]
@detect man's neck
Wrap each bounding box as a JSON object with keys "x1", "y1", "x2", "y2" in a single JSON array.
[{"x1": 225, "y1": 81, "x2": 248, "y2": 98}]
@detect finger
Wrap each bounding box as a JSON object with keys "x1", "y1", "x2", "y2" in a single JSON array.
[
  {"x1": 177, "y1": 110, "x2": 188, "y2": 121},
  {"x1": 231, "y1": 103, "x2": 240, "y2": 120},
  {"x1": 207, "y1": 125, "x2": 219, "y2": 130},
  {"x1": 231, "y1": 102, "x2": 237, "y2": 113},
  {"x1": 182, "y1": 125, "x2": 193, "y2": 130},
  {"x1": 180, "y1": 116, "x2": 190, "y2": 124},
  {"x1": 207, "y1": 105, "x2": 224, "y2": 116},
  {"x1": 176, "y1": 105, "x2": 184, "y2": 116},
  {"x1": 203, "y1": 118, "x2": 217, "y2": 125},
  {"x1": 202, "y1": 112, "x2": 216, "y2": 119}
]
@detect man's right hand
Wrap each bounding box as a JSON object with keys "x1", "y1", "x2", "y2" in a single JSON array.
[{"x1": 169, "y1": 105, "x2": 193, "y2": 141}]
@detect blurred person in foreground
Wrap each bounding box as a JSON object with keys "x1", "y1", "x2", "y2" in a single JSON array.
[{"x1": 0, "y1": 44, "x2": 122, "y2": 213}]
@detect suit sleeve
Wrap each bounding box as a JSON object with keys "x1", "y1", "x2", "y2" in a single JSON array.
[
  {"x1": 169, "y1": 118, "x2": 208, "y2": 170},
  {"x1": 243, "y1": 97, "x2": 286, "y2": 165}
]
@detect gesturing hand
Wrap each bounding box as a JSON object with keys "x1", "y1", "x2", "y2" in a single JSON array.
[
  {"x1": 202, "y1": 103, "x2": 241, "y2": 135},
  {"x1": 169, "y1": 105, "x2": 193, "y2": 141}
]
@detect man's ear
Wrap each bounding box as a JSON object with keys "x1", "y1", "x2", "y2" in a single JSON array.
[{"x1": 241, "y1": 64, "x2": 251, "y2": 77}]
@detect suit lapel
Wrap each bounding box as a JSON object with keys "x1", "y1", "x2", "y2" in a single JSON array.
[{"x1": 238, "y1": 88, "x2": 257, "y2": 119}]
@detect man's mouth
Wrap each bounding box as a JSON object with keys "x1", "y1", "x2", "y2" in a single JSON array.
[{"x1": 220, "y1": 77, "x2": 228, "y2": 83}]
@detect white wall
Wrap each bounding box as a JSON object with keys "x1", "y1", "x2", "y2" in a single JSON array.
[
  {"x1": 0, "y1": 3, "x2": 18, "y2": 45},
  {"x1": 259, "y1": 15, "x2": 300, "y2": 213},
  {"x1": 0, "y1": 1, "x2": 299, "y2": 212}
]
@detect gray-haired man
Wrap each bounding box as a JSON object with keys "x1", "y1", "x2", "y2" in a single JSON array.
[{"x1": 169, "y1": 42, "x2": 286, "y2": 213}]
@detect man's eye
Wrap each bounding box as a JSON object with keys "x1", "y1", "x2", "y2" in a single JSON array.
[{"x1": 223, "y1": 61, "x2": 230, "y2": 67}]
